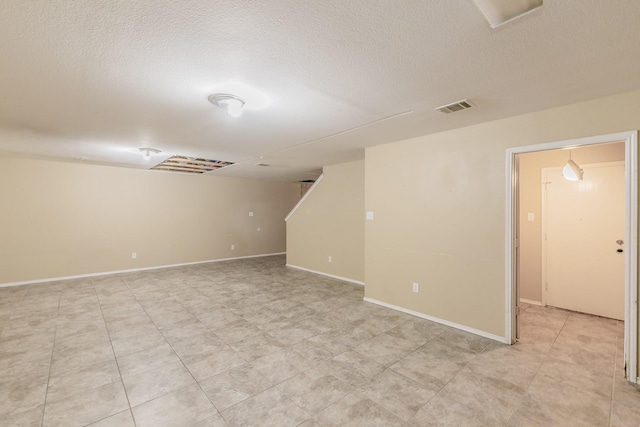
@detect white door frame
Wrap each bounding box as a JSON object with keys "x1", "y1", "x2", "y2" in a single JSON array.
[
  {"x1": 505, "y1": 131, "x2": 638, "y2": 384},
  {"x1": 541, "y1": 161, "x2": 625, "y2": 311}
]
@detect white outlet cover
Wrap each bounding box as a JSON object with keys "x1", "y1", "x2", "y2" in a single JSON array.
[
  {"x1": 527, "y1": 212, "x2": 535, "y2": 221},
  {"x1": 366, "y1": 211, "x2": 374, "y2": 220},
  {"x1": 131, "y1": 253, "x2": 137, "y2": 259},
  {"x1": 412, "y1": 282, "x2": 419, "y2": 293},
  {"x1": 249, "y1": 212, "x2": 254, "y2": 217},
  {"x1": 231, "y1": 245, "x2": 235, "y2": 250}
]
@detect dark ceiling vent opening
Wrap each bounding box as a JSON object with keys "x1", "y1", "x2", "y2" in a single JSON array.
[
  {"x1": 298, "y1": 179, "x2": 316, "y2": 183},
  {"x1": 152, "y1": 156, "x2": 234, "y2": 174},
  {"x1": 255, "y1": 163, "x2": 270, "y2": 167},
  {"x1": 435, "y1": 99, "x2": 473, "y2": 114}
]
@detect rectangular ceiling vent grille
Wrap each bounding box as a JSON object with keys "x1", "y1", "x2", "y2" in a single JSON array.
[
  {"x1": 435, "y1": 99, "x2": 473, "y2": 114},
  {"x1": 151, "y1": 156, "x2": 234, "y2": 174}
]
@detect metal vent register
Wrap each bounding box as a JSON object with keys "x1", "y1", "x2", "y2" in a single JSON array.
[
  {"x1": 151, "y1": 156, "x2": 234, "y2": 174},
  {"x1": 435, "y1": 99, "x2": 473, "y2": 114}
]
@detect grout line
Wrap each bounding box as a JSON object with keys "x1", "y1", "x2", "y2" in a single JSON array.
[
  {"x1": 609, "y1": 333, "x2": 622, "y2": 427},
  {"x1": 94, "y1": 277, "x2": 138, "y2": 426},
  {"x1": 39, "y1": 292, "x2": 62, "y2": 427}
]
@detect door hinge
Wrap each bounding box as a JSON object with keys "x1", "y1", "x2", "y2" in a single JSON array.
[{"x1": 516, "y1": 306, "x2": 520, "y2": 316}]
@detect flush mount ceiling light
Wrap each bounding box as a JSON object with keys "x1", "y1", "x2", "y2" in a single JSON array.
[
  {"x1": 471, "y1": 0, "x2": 542, "y2": 28},
  {"x1": 208, "y1": 93, "x2": 245, "y2": 117},
  {"x1": 562, "y1": 151, "x2": 583, "y2": 181},
  {"x1": 138, "y1": 147, "x2": 161, "y2": 160}
]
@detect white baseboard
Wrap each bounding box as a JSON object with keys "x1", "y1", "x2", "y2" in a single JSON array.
[
  {"x1": 363, "y1": 297, "x2": 508, "y2": 344},
  {"x1": 519, "y1": 298, "x2": 543, "y2": 306},
  {"x1": 0, "y1": 252, "x2": 286, "y2": 288},
  {"x1": 285, "y1": 264, "x2": 364, "y2": 286}
]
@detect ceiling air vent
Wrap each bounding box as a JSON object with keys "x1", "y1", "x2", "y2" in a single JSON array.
[
  {"x1": 151, "y1": 156, "x2": 234, "y2": 174},
  {"x1": 435, "y1": 99, "x2": 473, "y2": 114},
  {"x1": 255, "y1": 163, "x2": 270, "y2": 167}
]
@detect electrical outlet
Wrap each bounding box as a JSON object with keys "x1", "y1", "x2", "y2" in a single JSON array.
[
  {"x1": 249, "y1": 211, "x2": 254, "y2": 217},
  {"x1": 131, "y1": 253, "x2": 137, "y2": 259},
  {"x1": 328, "y1": 256, "x2": 332, "y2": 263},
  {"x1": 366, "y1": 211, "x2": 374, "y2": 220},
  {"x1": 231, "y1": 244, "x2": 235, "y2": 250},
  {"x1": 412, "y1": 282, "x2": 419, "y2": 293}
]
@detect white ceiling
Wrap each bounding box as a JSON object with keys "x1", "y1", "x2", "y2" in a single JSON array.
[{"x1": 1, "y1": 0, "x2": 639, "y2": 181}]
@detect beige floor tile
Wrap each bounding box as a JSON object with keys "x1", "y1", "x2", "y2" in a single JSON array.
[
  {"x1": 200, "y1": 363, "x2": 272, "y2": 411},
  {"x1": 110, "y1": 329, "x2": 168, "y2": 358},
  {"x1": 159, "y1": 318, "x2": 211, "y2": 342},
  {"x1": 87, "y1": 409, "x2": 135, "y2": 427},
  {"x1": 55, "y1": 320, "x2": 108, "y2": 340},
  {"x1": 353, "y1": 332, "x2": 421, "y2": 367},
  {"x1": 292, "y1": 337, "x2": 345, "y2": 362},
  {"x1": 515, "y1": 373, "x2": 611, "y2": 426},
  {"x1": 183, "y1": 346, "x2": 248, "y2": 381},
  {"x1": 478, "y1": 341, "x2": 545, "y2": 373},
  {"x1": 463, "y1": 356, "x2": 537, "y2": 391},
  {"x1": 123, "y1": 360, "x2": 195, "y2": 407},
  {"x1": 46, "y1": 358, "x2": 121, "y2": 404},
  {"x1": 389, "y1": 349, "x2": 466, "y2": 392},
  {"x1": 386, "y1": 318, "x2": 447, "y2": 345},
  {"x1": 221, "y1": 387, "x2": 310, "y2": 427},
  {"x1": 193, "y1": 413, "x2": 229, "y2": 427},
  {"x1": 319, "y1": 350, "x2": 386, "y2": 388},
  {"x1": 537, "y1": 356, "x2": 614, "y2": 397},
  {"x1": 116, "y1": 343, "x2": 180, "y2": 378},
  {"x1": 613, "y1": 369, "x2": 640, "y2": 409},
  {"x1": 229, "y1": 332, "x2": 285, "y2": 362},
  {"x1": 313, "y1": 391, "x2": 405, "y2": 426},
  {"x1": 357, "y1": 368, "x2": 436, "y2": 422},
  {"x1": 438, "y1": 370, "x2": 526, "y2": 424},
  {"x1": 611, "y1": 401, "x2": 640, "y2": 427},
  {"x1": 170, "y1": 332, "x2": 228, "y2": 363},
  {"x1": 276, "y1": 367, "x2": 353, "y2": 414},
  {"x1": 42, "y1": 380, "x2": 128, "y2": 427},
  {"x1": 2, "y1": 356, "x2": 51, "y2": 385},
  {"x1": 213, "y1": 319, "x2": 264, "y2": 344},
  {"x1": 410, "y1": 392, "x2": 500, "y2": 426},
  {"x1": 250, "y1": 348, "x2": 315, "y2": 384},
  {"x1": 132, "y1": 383, "x2": 218, "y2": 427},
  {"x1": 49, "y1": 342, "x2": 115, "y2": 377},
  {"x1": 0, "y1": 378, "x2": 48, "y2": 419},
  {"x1": 0, "y1": 404, "x2": 44, "y2": 427}
]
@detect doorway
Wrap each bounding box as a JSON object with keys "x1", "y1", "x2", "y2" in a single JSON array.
[{"x1": 505, "y1": 131, "x2": 638, "y2": 384}]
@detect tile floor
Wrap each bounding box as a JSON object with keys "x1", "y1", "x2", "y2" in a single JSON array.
[{"x1": 1, "y1": 255, "x2": 639, "y2": 426}]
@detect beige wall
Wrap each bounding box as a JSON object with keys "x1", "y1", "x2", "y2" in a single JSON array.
[
  {"x1": 365, "y1": 90, "x2": 640, "y2": 340},
  {"x1": 286, "y1": 160, "x2": 364, "y2": 283},
  {"x1": 0, "y1": 156, "x2": 300, "y2": 284},
  {"x1": 518, "y1": 143, "x2": 625, "y2": 302}
]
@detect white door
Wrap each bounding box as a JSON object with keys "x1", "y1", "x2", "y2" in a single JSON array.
[{"x1": 543, "y1": 161, "x2": 625, "y2": 320}]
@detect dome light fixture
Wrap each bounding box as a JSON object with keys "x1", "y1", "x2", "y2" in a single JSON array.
[
  {"x1": 138, "y1": 147, "x2": 161, "y2": 160},
  {"x1": 562, "y1": 151, "x2": 583, "y2": 181},
  {"x1": 209, "y1": 93, "x2": 245, "y2": 117}
]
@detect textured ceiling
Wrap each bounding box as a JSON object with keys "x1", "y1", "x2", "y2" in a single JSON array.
[{"x1": 1, "y1": 0, "x2": 639, "y2": 181}]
